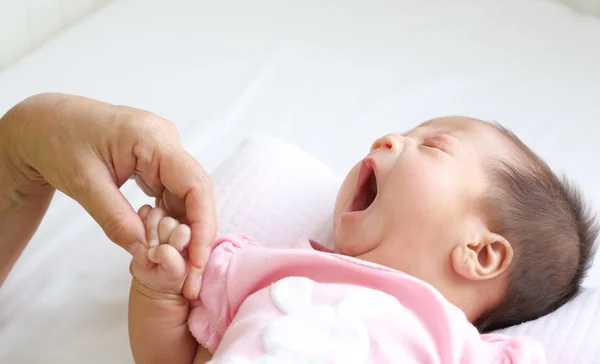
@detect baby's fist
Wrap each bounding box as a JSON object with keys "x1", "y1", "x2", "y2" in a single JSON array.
[{"x1": 130, "y1": 206, "x2": 191, "y2": 294}]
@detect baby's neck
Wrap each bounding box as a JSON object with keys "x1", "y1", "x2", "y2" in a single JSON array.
[{"x1": 437, "y1": 278, "x2": 506, "y2": 326}]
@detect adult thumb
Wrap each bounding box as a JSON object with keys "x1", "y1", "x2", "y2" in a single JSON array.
[{"x1": 74, "y1": 168, "x2": 149, "y2": 266}]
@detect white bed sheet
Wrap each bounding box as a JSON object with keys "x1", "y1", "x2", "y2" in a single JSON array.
[{"x1": 1, "y1": 0, "x2": 600, "y2": 362}]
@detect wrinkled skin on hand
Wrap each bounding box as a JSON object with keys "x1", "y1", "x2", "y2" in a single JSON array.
[{"x1": 1, "y1": 93, "x2": 215, "y2": 299}]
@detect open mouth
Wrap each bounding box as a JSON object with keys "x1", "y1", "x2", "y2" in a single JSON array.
[{"x1": 347, "y1": 159, "x2": 378, "y2": 213}]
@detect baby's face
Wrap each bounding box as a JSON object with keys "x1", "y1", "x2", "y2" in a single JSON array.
[{"x1": 333, "y1": 116, "x2": 511, "y2": 285}]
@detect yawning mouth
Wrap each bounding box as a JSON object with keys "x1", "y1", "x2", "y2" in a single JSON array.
[{"x1": 347, "y1": 159, "x2": 378, "y2": 213}]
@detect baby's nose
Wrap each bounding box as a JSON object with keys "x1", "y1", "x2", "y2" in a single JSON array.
[{"x1": 371, "y1": 134, "x2": 402, "y2": 151}]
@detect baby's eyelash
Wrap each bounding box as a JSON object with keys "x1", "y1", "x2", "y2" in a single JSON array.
[{"x1": 422, "y1": 139, "x2": 446, "y2": 152}]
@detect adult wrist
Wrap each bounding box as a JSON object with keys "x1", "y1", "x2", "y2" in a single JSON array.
[
  {"x1": 0, "y1": 106, "x2": 24, "y2": 211},
  {"x1": 0, "y1": 96, "x2": 60, "y2": 286},
  {"x1": 0, "y1": 95, "x2": 55, "y2": 209}
]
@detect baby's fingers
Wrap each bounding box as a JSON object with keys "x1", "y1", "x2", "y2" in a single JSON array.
[
  {"x1": 169, "y1": 224, "x2": 191, "y2": 253},
  {"x1": 146, "y1": 208, "x2": 167, "y2": 248},
  {"x1": 148, "y1": 244, "x2": 186, "y2": 277},
  {"x1": 137, "y1": 204, "x2": 152, "y2": 222}
]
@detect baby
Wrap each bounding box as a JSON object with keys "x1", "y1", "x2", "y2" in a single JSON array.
[{"x1": 127, "y1": 116, "x2": 598, "y2": 363}]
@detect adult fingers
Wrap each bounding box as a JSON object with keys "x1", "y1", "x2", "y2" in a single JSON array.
[
  {"x1": 134, "y1": 173, "x2": 164, "y2": 197},
  {"x1": 76, "y1": 166, "x2": 149, "y2": 266},
  {"x1": 158, "y1": 147, "x2": 217, "y2": 272},
  {"x1": 161, "y1": 189, "x2": 187, "y2": 222},
  {"x1": 183, "y1": 267, "x2": 204, "y2": 300}
]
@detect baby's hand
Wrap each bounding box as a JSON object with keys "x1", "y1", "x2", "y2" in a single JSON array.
[{"x1": 130, "y1": 205, "x2": 191, "y2": 295}]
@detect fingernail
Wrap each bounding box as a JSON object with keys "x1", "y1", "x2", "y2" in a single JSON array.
[{"x1": 149, "y1": 239, "x2": 159, "y2": 248}]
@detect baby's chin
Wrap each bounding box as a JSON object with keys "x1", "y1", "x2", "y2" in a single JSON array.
[
  {"x1": 332, "y1": 236, "x2": 351, "y2": 255},
  {"x1": 333, "y1": 235, "x2": 377, "y2": 257}
]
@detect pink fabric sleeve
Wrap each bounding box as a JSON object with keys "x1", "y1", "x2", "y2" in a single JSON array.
[
  {"x1": 479, "y1": 333, "x2": 546, "y2": 363},
  {"x1": 187, "y1": 235, "x2": 256, "y2": 353}
]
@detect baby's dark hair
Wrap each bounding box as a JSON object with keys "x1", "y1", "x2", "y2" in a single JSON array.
[{"x1": 475, "y1": 122, "x2": 599, "y2": 332}]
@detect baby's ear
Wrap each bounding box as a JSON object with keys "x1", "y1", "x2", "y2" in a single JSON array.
[{"x1": 451, "y1": 232, "x2": 513, "y2": 281}]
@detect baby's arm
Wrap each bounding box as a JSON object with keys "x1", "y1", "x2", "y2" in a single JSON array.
[
  {"x1": 129, "y1": 279, "x2": 197, "y2": 363},
  {"x1": 128, "y1": 206, "x2": 208, "y2": 363}
]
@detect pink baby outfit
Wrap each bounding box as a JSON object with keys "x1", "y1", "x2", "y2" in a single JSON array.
[{"x1": 188, "y1": 235, "x2": 545, "y2": 363}]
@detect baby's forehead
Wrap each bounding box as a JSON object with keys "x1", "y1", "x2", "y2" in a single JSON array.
[{"x1": 416, "y1": 116, "x2": 485, "y2": 133}]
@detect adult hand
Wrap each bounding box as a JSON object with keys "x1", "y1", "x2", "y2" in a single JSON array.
[{"x1": 0, "y1": 93, "x2": 215, "y2": 299}]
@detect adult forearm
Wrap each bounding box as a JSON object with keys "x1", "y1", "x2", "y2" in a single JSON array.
[
  {"x1": 129, "y1": 278, "x2": 197, "y2": 364},
  {"x1": 0, "y1": 185, "x2": 54, "y2": 285},
  {"x1": 0, "y1": 103, "x2": 55, "y2": 286}
]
